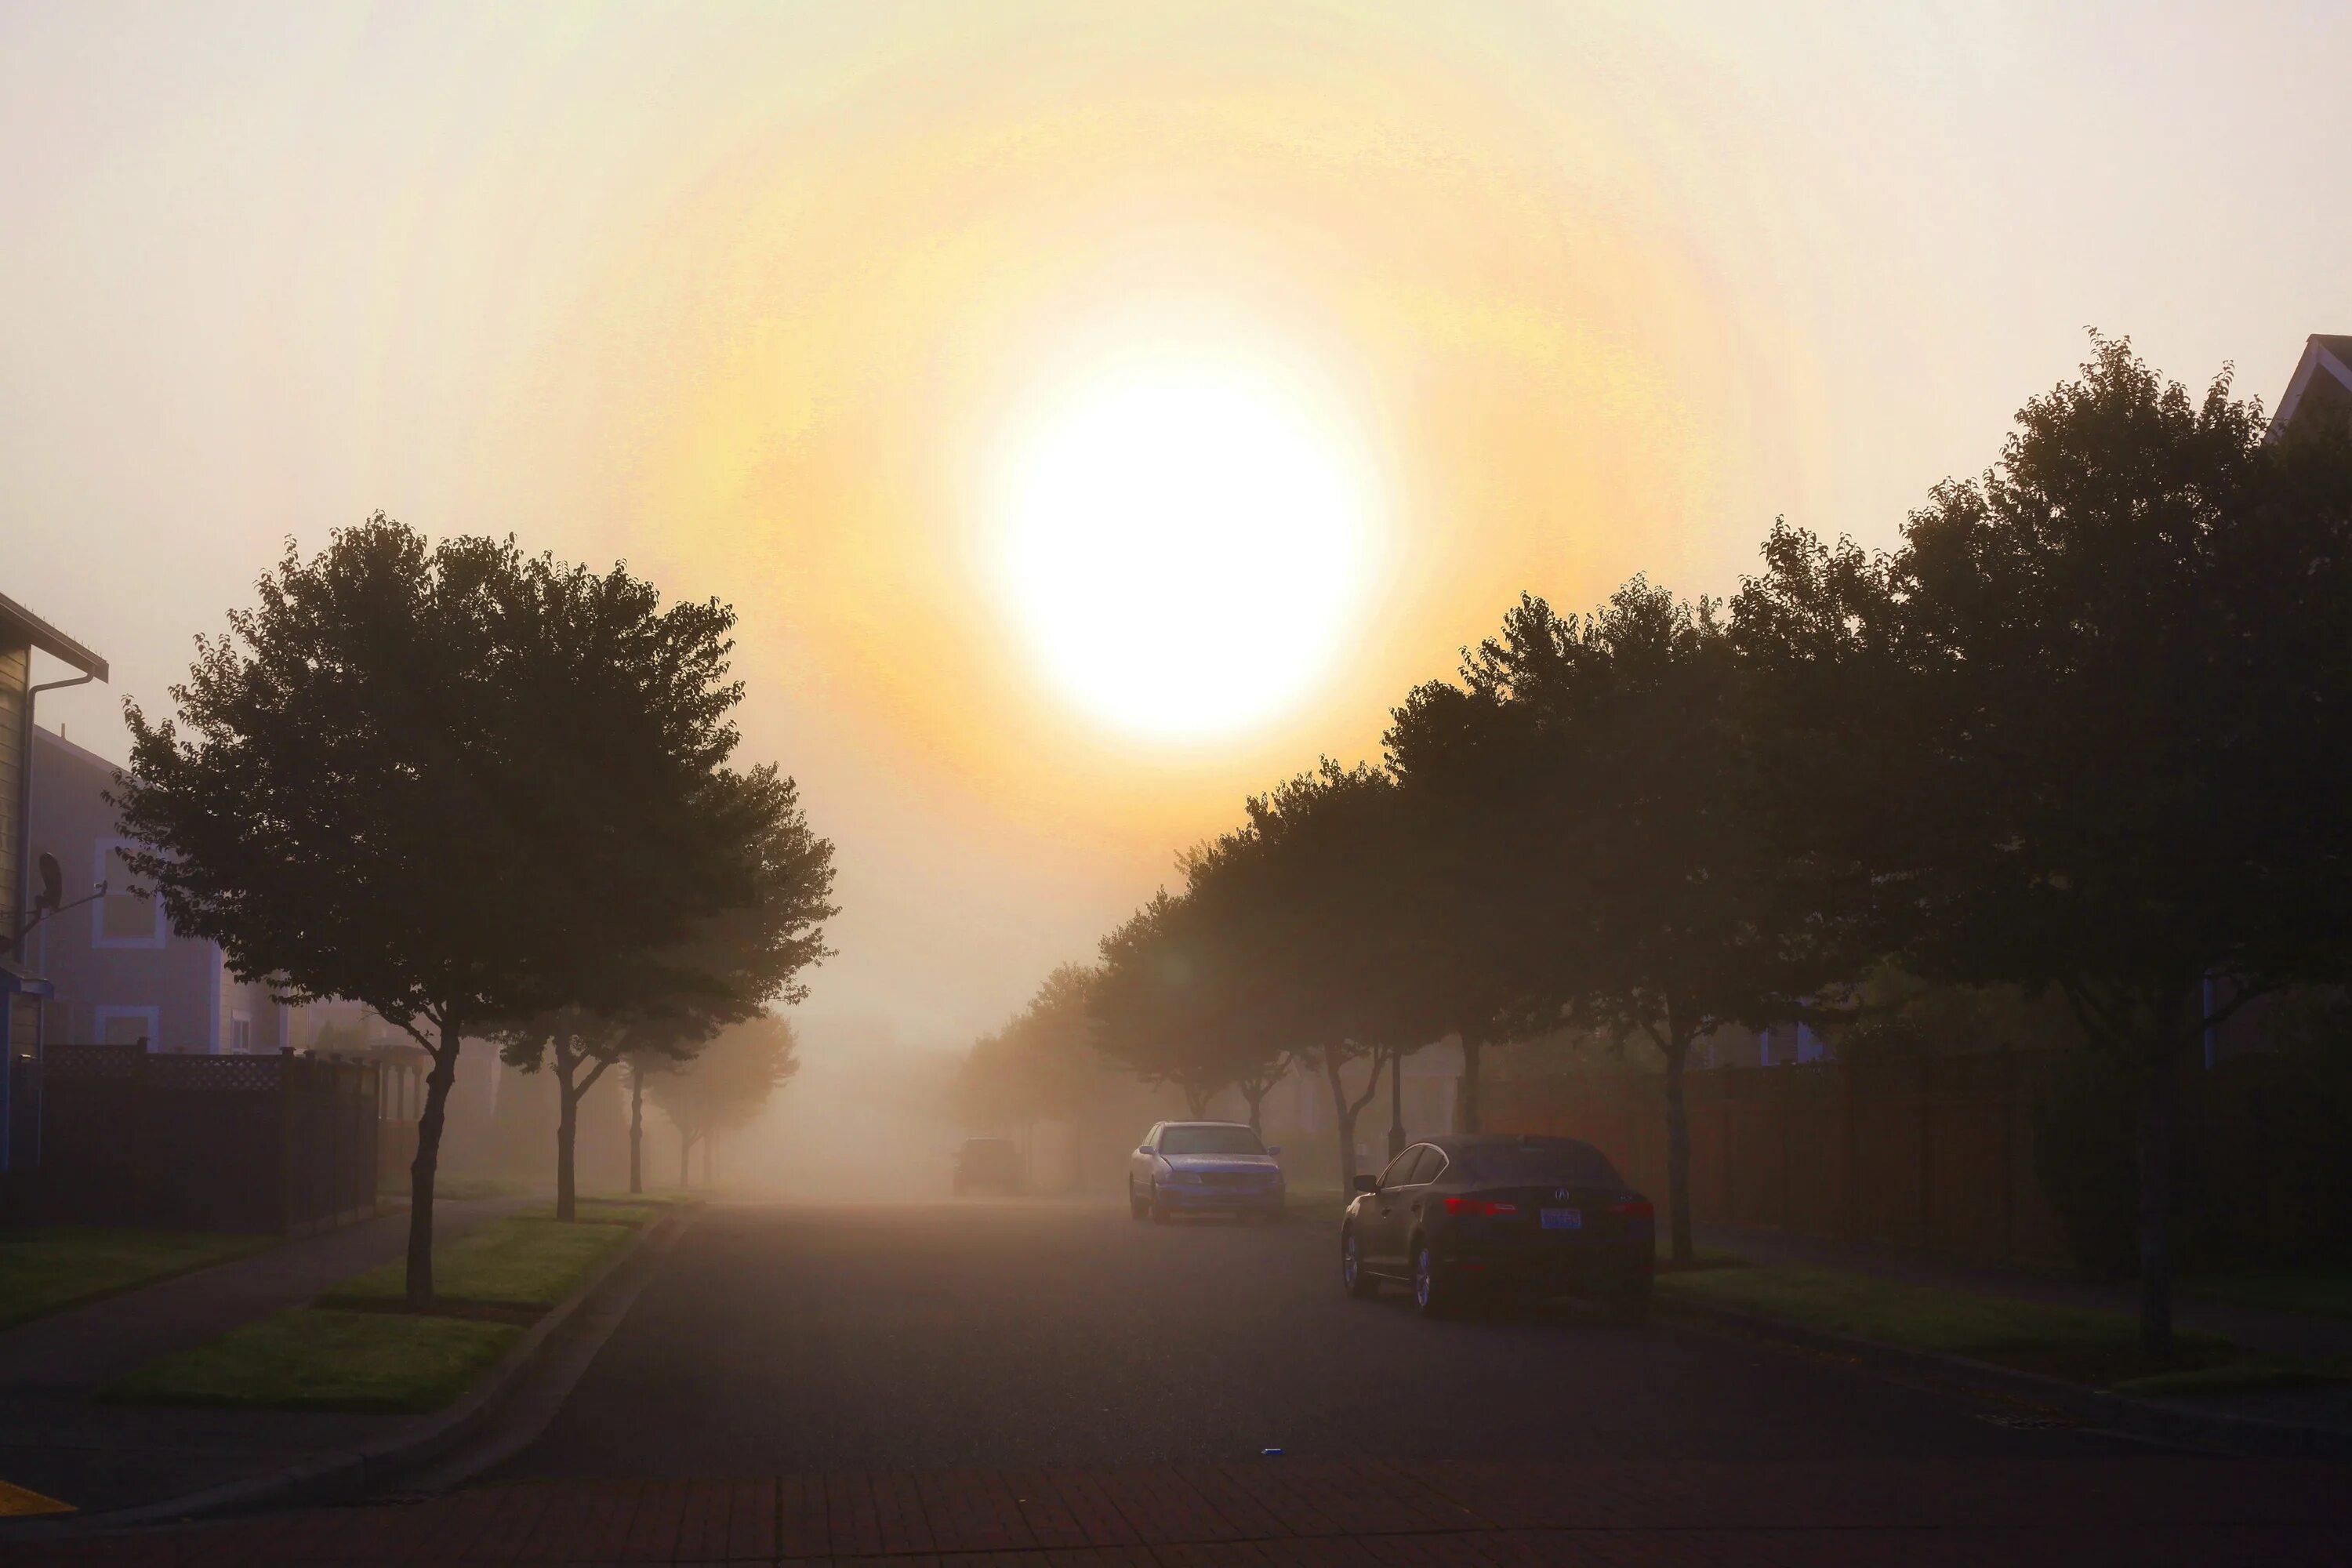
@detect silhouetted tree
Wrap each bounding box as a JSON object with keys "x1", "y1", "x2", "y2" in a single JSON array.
[
  {"x1": 954, "y1": 963, "x2": 1104, "y2": 1130},
  {"x1": 1182, "y1": 762, "x2": 1443, "y2": 1187},
  {"x1": 1428, "y1": 583, "x2": 1824, "y2": 1263},
  {"x1": 1739, "y1": 337, "x2": 2352, "y2": 1350},
  {"x1": 117, "y1": 517, "x2": 764, "y2": 1306},
  {"x1": 648, "y1": 1013, "x2": 800, "y2": 1185},
  {"x1": 494, "y1": 766, "x2": 835, "y2": 1219}
]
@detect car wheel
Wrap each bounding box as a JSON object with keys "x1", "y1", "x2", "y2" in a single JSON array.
[
  {"x1": 1341, "y1": 1228, "x2": 1377, "y2": 1298},
  {"x1": 1127, "y1": 1182, "x2": 1148, "y2": 1221},
  {"x1": 1149, "y1": 1189, "x2": 1171, "y2": 1223},
  {"x1": 1412, "y1": 1241, "x2": 1455, "y2": 1319}
]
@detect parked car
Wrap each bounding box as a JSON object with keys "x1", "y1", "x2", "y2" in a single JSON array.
[
  {"x1": 1339, "y1": 1134, "x2": 1653, "y2": 1319},
  {"x1": 1127, "y1": 1120, "x2": 1286, "y2": 1222},
  {"x1": 953, "y1": 1136, "x2": 1022, "y2": 1194}
]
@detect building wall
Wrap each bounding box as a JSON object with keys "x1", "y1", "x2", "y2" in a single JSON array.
[{"x1": 25, "y1": 726, "x2": 226, "y2": 1052}]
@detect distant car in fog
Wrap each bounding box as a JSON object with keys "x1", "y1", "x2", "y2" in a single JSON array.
[
  {"x1": 1341, "y1": 1134, "x2": 1653, "y2": 1320},
  {"x1": 1129, "y1": 1121, "x2": 1285, "y2": 1222},
  {"x1": 953, "y1": 1137, "x2": 1022, "y2": 1195}
]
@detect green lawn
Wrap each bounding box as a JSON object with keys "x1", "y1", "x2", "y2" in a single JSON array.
[
  {"x1": 1657, "y1": 1262, "x2": 2243, "y2": 1388},
  {"x1": 2186, "y1": 1269, "x2": 2352, "y2": 1323},
  {"x1": 103, "y1": 1308, "x2": 521, "y2": 1412},
  {"x1": 320, "y1": 1216, "x2": 631, "y2": 1311},
  {"x1": 509, "y1": 1196, "x2": 686, "y2": 1227},
  {"x1": 0, "y1": 1228, "x2": 277, "y2": 1330}
]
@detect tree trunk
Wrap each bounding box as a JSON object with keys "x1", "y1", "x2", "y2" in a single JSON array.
[
  {"x1": 1662, "y1": 1033, "x2": 1693, "y2": 1267},
  {"x1": 405, "y1": 1020, "x2": 462, "y2": 1308},
  {"x1": 1319, "y1": 1049, "x2": 1381, "y2": 1189},
  {"x1": 1184, "y1": 1081, "x2": 1212, "y2": 1119},
  {"x1": 702, "y1": 1130, "x2": 713, "y2": 1185},
  {"x1": 1241, "y1": 1083, "x2": 1268, "y2": 1134},
  {"x1": 679, "y1": 1131, "x2": 691, "y2": 1189},
  {"x1": 2136, "y1": 1047, "x2": 2179, "y2": 1356},
  {"x1": 628, "y1": 1067, "x2": 644, "y2": 1196},
  {"x1": 1321, "y1": 1051, "x2": 1358, "y2": 1189},
  {"x1": 1387, "y1": 1050, "x2": 1406, "y2": 1159},
  {"x1": 555, "y1": 1086, "x2": 579, "y2": 1223},
  {"x1": 1457, "y1": 1033, "x2": 1483, "y2": 1134}
]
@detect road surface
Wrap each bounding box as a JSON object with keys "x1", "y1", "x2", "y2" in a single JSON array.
[{"x1": 501, "y1": 1199, "x2": 2141, "y2": 1475}]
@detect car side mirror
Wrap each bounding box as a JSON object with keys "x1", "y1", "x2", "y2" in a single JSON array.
[
  {"x1": 1136, "y1": 1145, "x2": 1152, "y2": 1156},
  {"x1": 1266, "y1": 1145, "x2": 1282, "y2": 1156},
  {"x1": 1352, "y1": 1174, "x2": 1378, "y2": 1194}
]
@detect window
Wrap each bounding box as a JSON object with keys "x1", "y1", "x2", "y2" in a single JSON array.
[
  {"x1": 1408, "y1": 1146, "x2": 1449, "y2": 1185},
  {"x1": 1159, "y1": 1124, "x2": 1266, "y2": 1156},
  {"x1": 93, "y1": 1006, "x2": 159, "y2": 1049},
  {"x1": 1375, "y1": 1146, "x2": 1423, "y2": 1189},
  {"x1": 93, "y1": 841, "x2": 166, "y2": 949},
  {"x1": 230, "y1": 1011, "x2": 252, "y2": 1054}
]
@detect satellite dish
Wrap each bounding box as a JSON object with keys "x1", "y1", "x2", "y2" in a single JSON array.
[{"x1": 35, "y1": 853, "x2": 64, "y2": 913}]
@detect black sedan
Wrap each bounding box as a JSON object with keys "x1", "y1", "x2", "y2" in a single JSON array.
[
  {"x1": 1340, "y1": 1134, "x2": 1654, "y2": 1319},
  {"x1": 952, "y1": 1136, "x2": 1022, "y2": 1194}
]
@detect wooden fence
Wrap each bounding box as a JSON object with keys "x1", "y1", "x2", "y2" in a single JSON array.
[
  {"x1": 1483, "y1": 1053, "x2": 2075, "y2": 1270},
  {"x1": 38, "y1": 1044, "x2": 383, "y2": 1233}
]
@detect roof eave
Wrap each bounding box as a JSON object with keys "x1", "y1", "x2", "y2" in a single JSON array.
[{"x1": 0, "y1": 590, "x2": 108, "y2": 681}]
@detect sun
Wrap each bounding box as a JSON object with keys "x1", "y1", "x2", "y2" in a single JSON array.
[{"x1": 985, "y1": 334, "x2": 1382, "y2": 745}]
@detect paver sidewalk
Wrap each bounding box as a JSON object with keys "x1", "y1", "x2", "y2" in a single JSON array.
[
  {"x1": 10, "y1": 1456, "x2": 2350, "y2": 1564},
  {"x1": 0, "y1": 1197, "x2": 529, "y2": 1515}
]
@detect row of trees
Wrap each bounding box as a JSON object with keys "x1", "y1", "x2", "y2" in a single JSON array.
[
  {"x1": 118, "y1": 518, "x2": 837, "y2": 1304},
  {"x1": 982, "y1": 338, "x2": 2352, "y2": 1352}
]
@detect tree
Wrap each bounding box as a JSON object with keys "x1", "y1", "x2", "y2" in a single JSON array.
[
  {"x1": 1739, "y1": 337, "x2": 2352, "y2": 1350},
  {"x1": 116, "y1": 517, "x2": 761, "y2": 1306},
  {"x1": 1426, "y1": 583, "x2": 1826, "y2": 1263},
  {"x1": 1181, "y1": 761, "x2": 1443, "y2": 1187},
  {"x1": 648, "y1": 1012, "x2": 800, "y2": 1184},
  {"x1": 494, "y1": 766, "x2": 836, "y2": 1220},
  {"x1": 1091, "y1": 892, "x2": 1240, "y2": 1117},
  {"x1": 953, "y1": 963, "x2": 1103, "y2": 1131},
  {"x1": 1386, "y1": 660, "x2": 1563, "y2": 1133}
]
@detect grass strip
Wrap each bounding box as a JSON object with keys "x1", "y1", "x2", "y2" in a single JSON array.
[
  {"x1": 0, "y1": 1228, "x2": 277, "y2": 1330},
  {"x1": 1657, "y1": 1261, "x2": 2245, "y2": 1388},
  {"x1": 103, "y1": 1308, "x2": 520, "y2": 1412},
  {"x1": 2183, "y1": 1270, "x2": 2352, "y2": 1323},
  {"x1": 321, "y1": 1216, "x2": 630, "y2": 1312}
]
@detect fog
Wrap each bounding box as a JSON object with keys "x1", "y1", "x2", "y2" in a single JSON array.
[{"x1": 720, "y1": 1014, "x2": 975, "y2": 1203}]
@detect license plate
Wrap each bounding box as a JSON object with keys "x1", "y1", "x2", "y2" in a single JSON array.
[{"x1": 1541, "y1": 1207, "x2": 1582, "y2": 1231}]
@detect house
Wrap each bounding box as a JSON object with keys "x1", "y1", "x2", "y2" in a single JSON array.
[
  {"x1": 2272, "y1": 333, "x2": 2352, "y2": 440},
  {"x1": 1, "y1": 590, "x2": 108, "y2": 1181},
  {"x1": 23, "y1": 724, "x2": 294, "y2": 1055}
]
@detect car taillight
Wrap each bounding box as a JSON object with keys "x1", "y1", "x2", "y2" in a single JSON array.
[
  {"x1": 1443, "y1": 1197, "x2": 1518, "y2": 1217},
  {"x1": 1613, "y1": 1197, "x2": 1654, "y2": 1221}
]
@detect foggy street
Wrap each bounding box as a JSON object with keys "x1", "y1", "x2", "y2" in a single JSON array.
[{"x1": 500, "y1": 1201, "x2": 2140, "y2": 1477}]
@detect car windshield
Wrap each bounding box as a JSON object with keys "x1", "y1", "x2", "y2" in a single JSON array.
[
  {"x1": 1454, "y1": 1142, "x2": 1620, "y2": 1185},
  {"x1": 1159, "y1": 1126, "x2": 1265, "y2": 1156}
]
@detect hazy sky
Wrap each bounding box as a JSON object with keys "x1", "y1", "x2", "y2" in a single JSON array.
[{"x1": 8, "y1": 2, "x2": 2349, "y2": 1051}]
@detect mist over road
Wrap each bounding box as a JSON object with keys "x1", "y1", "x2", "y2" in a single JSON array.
[{"x1": 501, "y1": 1202, "x2": 2140, "y2": 1476}]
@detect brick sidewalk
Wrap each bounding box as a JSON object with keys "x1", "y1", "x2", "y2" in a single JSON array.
[{"x1": 8, "y1": 1457, "x2": 2350, "y2": 1565}]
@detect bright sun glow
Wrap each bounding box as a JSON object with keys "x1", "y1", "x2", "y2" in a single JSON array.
[{"x1": 987, "y1": 337, "x2": 1381, "y2": 744}]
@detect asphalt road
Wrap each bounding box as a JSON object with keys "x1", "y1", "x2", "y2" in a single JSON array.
[{"x1": 499, "y1": 1199, "x2": 2145, "y2": 1477}]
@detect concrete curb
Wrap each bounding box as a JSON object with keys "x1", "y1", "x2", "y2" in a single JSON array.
[
  {"x1": 1657, "y1": 1294, "x2": 2352, "y2": 1461},
  {"x1": 64, "y1": 1201, "x2": 701, "y2": 1532}
]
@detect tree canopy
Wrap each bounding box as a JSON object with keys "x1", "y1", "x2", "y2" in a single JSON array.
[{"x1": 114, "y1": 516, "x2": 808, "y2": 1303}]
